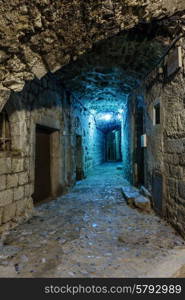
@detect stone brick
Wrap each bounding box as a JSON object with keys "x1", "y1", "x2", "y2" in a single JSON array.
[
  {"x1": 0, "y1": 223, "x2": 10, "y2": 234},
  {"x1": 179, "y1": 181, "x2": 185, "y2": 199},
  {"x1": 0, "y1": 158, "x2": 11, "y2": 175},
  {"x1": 12, "y1": 158, "x2": 24, "y2": 173},
  {"x1": 168, "y1": 178, "x2": 177, "y2": 197},
  {"x1": 169, "y1": 165, "x2": 183, "y2": 179},
  {"x1": 179, "y1": 154, "x2": 185, "y2": 166},
  {"x1": 16, "y1": 199, "x2": 27, "y2": 216},
  {"x1": 2, "y1": 203, "x2": 16, "y2": 223},
  {"x1": 19, "y1": 172, "x2": 29, "y2": 185},
  {"x1": 0, "y1": 189, "x2": 13, "y2": 207},
  {"x1": 166, "y1": 139, "x2": 185, "y2": 154},
  {"x1": 0, "y1": 207, "x2": 3, "y2": 225},
  {"x1": 14, "y1": 186, "x2": 24, "y2": 201},
  {"x1": 27, "y1": 197, "x2": 34, "y2": 210},
  {"x1": 7, "y1": 174, "x2": 19, "y2": 188},
  {"x1": 24, "y1": 183, "x2": 33, "y2": 197},
  {"x1": 0, "y1": 175, "x2": 6, "y2": 191}
]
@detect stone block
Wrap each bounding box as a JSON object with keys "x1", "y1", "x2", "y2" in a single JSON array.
[
  {"x1": 166, "y1": 139, "x2": 184, "y2": 154},
  {"x1": 26, "y1": 197, "x2": 34, "y2": 210},
  {"x1": 24, "y1": 184, "x2": 30, "y2": 197},
  {"x1": 13, "y1": 186, "x2": 24, "y2": 201},
  {"x1": 179, "y1": 154, "x2": 185, "y2": 166},
  {"x1": 140, "y1": 185, "x2": 152, "y2": 200},
  {"x1": 0, "y1": 158, "x2": 11, "y2": 175},
  {"x1": 7, "y1": 174, "x2": 19, "y2": 189},
  {"x1": 168, "y1": 178, "x2": 177, "y2": 197},
  {"x1": 121, "y1": 186, "x2": 140, "y2": 206},
  {"x1": 2, "y1": 203, "x2": 16, "y2": 223},
  {"x1": 0, "y1": 189, "x2": 13, "y2": 207},
  {"x1": 24, "y1": 183, "x2": 34, "y2": 198},
  {"x1": 0, "y1": 88, "x2": 11, "y2": 112},
  {"x1": 179, "y1": 181, "x2": 185, "y2": 199},
  {"x1": 169, "y1": 165, "x2": 183, "y2": 179},
  {"x1": 0, "y1": 223, "x2": 10, "y2": 234},
  {"x1": 16, "y1": 199, "x2": 27, "y2": 216},
  {"x1": 0, "y1": 207, "x2": 3, "y2": 225},
  {"x1": 31, "y1": 61, "x2": 47, "y2": 80},
  {"x1": 18, "y1": 121, "x2": 27, "y2": 136},
  {"x1": 12, "y1": 158, "x2": 24, "y2": 173},
  {"x1": 0, "y1": 175, "x2": 6, "y2": 191},
  {"x1": 19, "y1": 172, "x2": 29, "y2": 185},
  {"x1": 134, "y1": 195, "x2": 151, "y2": 212}
]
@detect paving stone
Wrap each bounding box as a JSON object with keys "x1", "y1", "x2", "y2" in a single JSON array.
[{"x1": 0, "y1": 163, "x2": 184, "y2": 278}]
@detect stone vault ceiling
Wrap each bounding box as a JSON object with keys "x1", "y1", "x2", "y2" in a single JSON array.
[
  {"x1": 0, "y1": 0, "x2": 185, "y2": 114},
  {"x1": 57, "y1": 23, "x2": 169, "y2": 113}
]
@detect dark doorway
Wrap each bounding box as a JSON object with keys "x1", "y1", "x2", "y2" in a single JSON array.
[
  {"x1": 33, "y1": 125, "x2": 52, "y2": 204},
  {"x1": 76, "y1": 134, "x2": 84, "y2": 180},
  {"x1": 106, "y1": 129, "x2": 121, "y2": 161}
]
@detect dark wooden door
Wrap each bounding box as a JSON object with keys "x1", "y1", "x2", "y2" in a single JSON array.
[{"x1": 33, "y1": 126, "x2": 51, "y2": 203}]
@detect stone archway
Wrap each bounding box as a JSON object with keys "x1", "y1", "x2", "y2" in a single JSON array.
[{"x1": 0, "y1": 0, "x2": 185, "y2": 111}]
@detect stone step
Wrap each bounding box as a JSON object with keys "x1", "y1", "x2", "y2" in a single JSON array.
[
  {"x1": 121, "y1": 186, "x2": 140, "y2": 206},
  {"x1": 140, "y1": 185, "x2": 152, "y2": 200},
  {"x1": 134, "y1": 195, "x2": 151, "y2": 212},
  {"x1": 121, "y1": 185, "x2": 151, "y2": 212}
]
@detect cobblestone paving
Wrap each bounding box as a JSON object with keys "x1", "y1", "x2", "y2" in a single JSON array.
[{"x1": 0, "y1": 163, "x2": 185, "y2": 277}]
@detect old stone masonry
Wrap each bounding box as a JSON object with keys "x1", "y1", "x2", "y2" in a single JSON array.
[{"x1": 0, "y1": 0, "x2": 185, "y2": 278}]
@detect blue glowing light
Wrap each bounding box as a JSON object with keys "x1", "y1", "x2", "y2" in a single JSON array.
[{"x1": 101, "y1": 114, "x2": 112, "y2": 121}]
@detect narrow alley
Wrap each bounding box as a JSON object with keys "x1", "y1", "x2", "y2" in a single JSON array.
[
  {"x1": 0, "y1": 163, "x2": 185, "y2": 278},
  {"x1": 1, "y1": 1, "x2": 185, "y2": 284}
]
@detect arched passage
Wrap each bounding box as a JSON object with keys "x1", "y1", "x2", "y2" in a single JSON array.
[{"x1": 1, "y1": 2, "x2": 185, "y2": 279}]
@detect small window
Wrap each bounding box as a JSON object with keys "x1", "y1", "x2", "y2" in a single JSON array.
[
  {"x1": 0, "y1": 108, "x2": 11, "y2": 151},
  {"x1": 153, "y1": 103, "x2": 160, "y2": 125}
]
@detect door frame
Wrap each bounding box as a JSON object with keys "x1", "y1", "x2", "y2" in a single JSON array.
[{"x1": 32, "y1": 118, "x2": 61, "y2": 204}]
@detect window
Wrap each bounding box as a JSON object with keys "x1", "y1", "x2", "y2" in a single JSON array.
[
  {"x1": 0, "y1": 108, "x2": 11, "y2": 151},
  {"x1": 153, "y1": 103, "x2": 160, "y2": 125}
]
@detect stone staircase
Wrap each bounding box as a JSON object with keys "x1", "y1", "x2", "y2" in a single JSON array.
[{"x1": 121, "y1": 184, "x2": 151, "y2": 213}]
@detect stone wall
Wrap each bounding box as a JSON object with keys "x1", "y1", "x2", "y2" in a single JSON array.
[
  {"x1": 73, "y1": 103, "x2": 105, "y2": 175},
  {"x1": 121, "y1": 95, "x2": 135, "y2": 183},
  {"x1": 133, "y1": 39, "x2": 185, "y2": 237},
  {"x1": 0, "y1": 0, "x2": 185, "y2": 108},
  {"x1": 0, "y1": 73, "x2": 105, "y2": 234}
]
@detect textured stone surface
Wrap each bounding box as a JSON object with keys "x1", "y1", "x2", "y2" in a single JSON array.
[
  {"x1": 0, "y1": 158, "x2": 11, "y2": 175},
  {"x1": 0, "y1": 163, "x2": 184, "y2": 278},
  {"x1": 134, "y1": 195, "x2": 151, "y2": 212},
  {"x1": 0, "y1": 0, "x2": 185, "y2": 239},
  {"x1": 121, "y1": 186, "x2": 140, "y2": 205},
  {"x1": 13, "y1": 186, "x2": 24, "y2": 202},
  {"x1": 0, "y1": 71, "x2": 106, "y2": 232},
  {"x1": 7, "y1": 175, "x2": 19, "y2": 189},
  {"x1": 0, "y1": 0, "x2": 185, "y2": 110},
  {"x1": 129, "y1": 38, "x2": 185, "y2": 237},
  {"x1": 2, "y1": 203, "x2": 17, "y2": 224},
  {"x1": 0, "y1": 190, "x2": 13, "y2": 207},
  {"x1": 0, "y1": 176, "x2": 6, "y2": 191}
]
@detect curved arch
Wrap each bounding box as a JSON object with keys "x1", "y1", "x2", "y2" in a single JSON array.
[{"x1": 0, "y1": 1, "x2": 184, "y2": 93}]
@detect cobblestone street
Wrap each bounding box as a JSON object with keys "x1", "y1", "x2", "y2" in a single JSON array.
[{"x1": 0, "y1": 163, "x2": 185, "y2": 278}]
